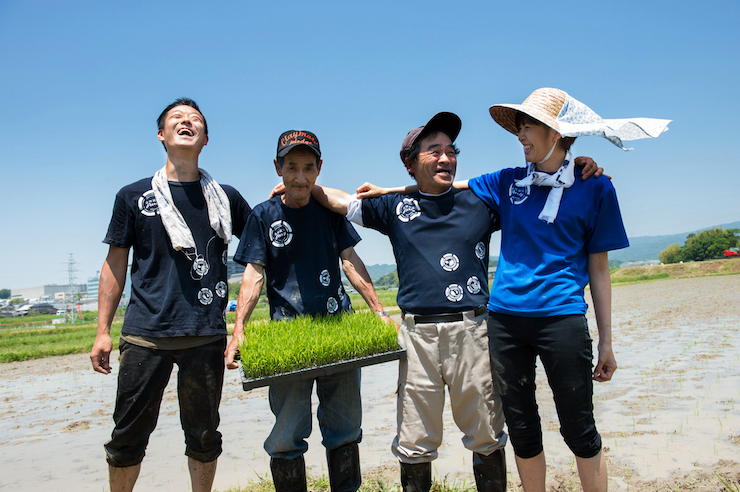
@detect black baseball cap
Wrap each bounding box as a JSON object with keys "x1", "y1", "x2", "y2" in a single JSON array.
[
  {"x1": 399, "y1": 112, "x2": 461, "y2": 162},
  {"x1": 277, "y1": 130, "x2": 321, "y2": 159}
]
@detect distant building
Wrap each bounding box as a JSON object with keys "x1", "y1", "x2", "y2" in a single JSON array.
[
  {"x1": 620, "y1": 260, "x2": 661, "y2": 268},
  {"x1": 228, "y1": 256, "x2": 244, "y2": 283},
  {"x1": 87, "y1": 271, "x2": 100, "y2": 300},
  {"x1": 12, "y1": 284, "x2": 87, "y2": 302}
]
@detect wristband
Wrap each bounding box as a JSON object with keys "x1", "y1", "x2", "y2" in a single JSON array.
[{"x1": 377, "y1": 311, "x2": 390, "y2": 317}]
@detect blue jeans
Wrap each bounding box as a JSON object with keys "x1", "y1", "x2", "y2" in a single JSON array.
[
  {"x1": 487, "y1": 313, "x2": 601, "y2": 459},
  {"x1": 264, "y1": 368, "x2": 362, "y2": 459}
]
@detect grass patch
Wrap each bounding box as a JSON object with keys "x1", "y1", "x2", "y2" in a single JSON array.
[
  {"x1": 348, "y1": 289, "x2": 399, "y2": 313},
  {"x1": 611, "y1": 272, "x2": 671, "y2": 284},
  {"x1": 238, "y1": 312, "x2": 400, "y2": 379},
  {"x1": 0, "y1": 322, "x2": 122, "y2": 362},
  {"x1": 218, "y1": 465, "x2": 474, "y2": 492}
]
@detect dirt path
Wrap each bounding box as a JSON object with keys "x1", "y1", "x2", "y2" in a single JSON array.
[{"x1": 1, "y1": 275, "x2": 739, "y2": 491}]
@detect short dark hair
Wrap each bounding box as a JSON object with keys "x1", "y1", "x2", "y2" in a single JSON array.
[
  {"x1": 515, "y1": 112, "x2": 575, "y2": 152},
  {"x1": 156, "y1": 98, "x2": 208, "y2": 150},
  {"x1": 401, "y1": 130, "x2": 460, "y2": 179}
]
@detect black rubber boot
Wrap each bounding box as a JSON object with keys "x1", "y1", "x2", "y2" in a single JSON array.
[
  {"x1": 472, "y1": 449, "x2": 506, "y2": 492},
  {"x1": 270, "y1": 455, "x2": 308, "y2": 492},
  {"x1": 326, "y1": 442, "x2": 362, "y2": 492},
  {"x1": 400, "y1": 461, "x2": 432, "y2": 492}
]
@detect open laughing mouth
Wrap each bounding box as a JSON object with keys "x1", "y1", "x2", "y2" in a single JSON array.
[{"x1": 177, "y1": 128, "x2": 194, "y2": 136}]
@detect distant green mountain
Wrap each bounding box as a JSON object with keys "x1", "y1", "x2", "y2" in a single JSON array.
[
  {"x1": 360, "y1": 221, "x2": 740, "y2": 273},
  {"x1": 365, "y1": 263, "x2": 397, "y2": 281},
  {"x1": 610, "y1": 221, "x2": 740, "y2": 263}
]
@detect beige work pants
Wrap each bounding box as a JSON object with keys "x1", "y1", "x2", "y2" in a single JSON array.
[{"x1": 392, "y1": 310, "x2": 506, "y2": 463}]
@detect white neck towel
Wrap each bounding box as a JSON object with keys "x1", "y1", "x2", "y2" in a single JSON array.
[
  {"x1": 151, "y1": 166, "x2": 232, "y2": 251},
  {"x1": 514, "y1": 152, "x2": 575, "y2": 224}
]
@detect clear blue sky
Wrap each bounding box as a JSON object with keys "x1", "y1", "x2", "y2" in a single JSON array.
[{"x1": 1, "y1": 0, "x2": 738, "y2": 289}]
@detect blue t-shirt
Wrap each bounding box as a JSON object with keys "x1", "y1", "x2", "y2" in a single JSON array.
[
  {"x1": 104, "y1": 178, "x2": 252, "y2": 337},
  {"x1": 361, "y1": 189, "x2": 499, "y2": 315},
  {"x1": 234, "y1": 196, "x2": 360, "y2": 320},
  {"x1": 468, "y1": 166, "x2": 629, "y2": 317}
]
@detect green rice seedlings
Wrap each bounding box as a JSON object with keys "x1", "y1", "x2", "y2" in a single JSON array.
[{"x1": 238, "y1": 312, "x2": 400, "y2": 379}]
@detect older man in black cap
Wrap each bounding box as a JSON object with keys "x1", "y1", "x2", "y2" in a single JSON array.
[
  {"x1": 225, "y1": 130, "x2": 392, "y2": 492},
  {"x1": 311, "y1": 113, "x2": 508, "y2": 492}
]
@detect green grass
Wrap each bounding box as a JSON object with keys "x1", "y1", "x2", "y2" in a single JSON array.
[
  {"x1": 0, "y1": 321, "x2": 122, "y2": 362},
  {"x1": 611, "y1": 272, "x2": 671, "y2": 284},
  {"x1": 348, "y1": 289, "x2": 400, "y2": 313},
  {"x1": 219, "y1": 469, "x2": 473, "y2": 492},
  {"x1": 238, "y1": 312, "x2": 400, "y2": 380}
]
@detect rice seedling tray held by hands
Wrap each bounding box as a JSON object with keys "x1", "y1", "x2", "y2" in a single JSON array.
[{"x1": 237, "y1": 312, "x2": 405, "y2": 391}]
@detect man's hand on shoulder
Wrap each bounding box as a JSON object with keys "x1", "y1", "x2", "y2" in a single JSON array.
[
  {"x1": 574, "y1": 156, "x2": 611, "y2": 181},
  {"x1": 269, "y1": 183, "x2": 285, "y2": 199},
  {"x1": 356, "y1": 183, "x2": 387, "y2": 199}
]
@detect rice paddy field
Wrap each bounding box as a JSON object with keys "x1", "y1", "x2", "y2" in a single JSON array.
[{"x1": 1, "y1": 274, "x2": 739, "y2": 490}]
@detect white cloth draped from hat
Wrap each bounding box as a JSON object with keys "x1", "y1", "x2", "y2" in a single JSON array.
[
  {"x1": 514, "y1": 152, "x2": 575, "y2": 224},
  {"x1": 490, "y1": 88, "x2": 672, "y2": 151},
  {"x1": 151, "y1": 167, "x2": 232, "y2": 251},
  {"x1": 556, "y1": 95, "x2": 671, "y2": 150}
]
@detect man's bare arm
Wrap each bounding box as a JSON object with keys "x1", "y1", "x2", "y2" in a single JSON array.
[
  {"x1": 225, "y1": 263, "x2": 265, "y2": 369},
  {"x1": 340, "y1": 247, "x2": 394, "y2": 326},
  {"x1": 90, "y1": 245, "x2": 129, "y2": 374},
  {"x1": 311, "y1": 185, "x2": 354, "y2": 215}
]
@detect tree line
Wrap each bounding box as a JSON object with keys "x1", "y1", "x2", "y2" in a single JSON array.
[{"x1": 659, "y1": 227, "x2": 740, "y2": 264}]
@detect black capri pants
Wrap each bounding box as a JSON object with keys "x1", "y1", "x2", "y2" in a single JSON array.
[
  {"x1": 105, "y1": 337, "x2": 226, "y2": 467},
  {"x1": 487, "y1": 312, "x2": 602, "y2": 459}
]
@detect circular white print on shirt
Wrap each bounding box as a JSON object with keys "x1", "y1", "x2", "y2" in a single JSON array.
[
  {"x1": 138, "y1": 190, "x2": 160, "y2": 216},
  {"x1": 327, "y1": 297, "x2": 339, "y2": 313},
  {"x1": 467, "y1": 276, "x2": 481, "y2": 294},
  {"x1": 475, "y1": 242, "x2": 486, "y2": 260},
  {"x1": 338, "y1": 285, "x2": 345, "y2": 300},
  {"x1": 215, "y1": 281, "x2": 227, "y2": 298},
  {"x1": 198, "y1": 288, "x2": 214, "y2": 305},
  {"x1": 319, "y1": 269, "x2": 331, "y2": 287},
  {"x1": 509, "y1": 182, "x2": 530, "y2": 205},
  {"x1": 395, "y1": 197, "x2": 421, "y2": 223},
  {"x1": 193, "y1": 256, "x2": 210, "y2": 278},
  {"x1": 222, "y1": 250, "x2": 228, "y2": 265},
  {"x1": 269, "y1": 220, "x2": 294, "y2": 247},
  {"x1": 445, "y1": 284, "x2": 464, "y2": 302},
  {"x1": 440, "y1": 253, "x2": 460, "y2": 272}
]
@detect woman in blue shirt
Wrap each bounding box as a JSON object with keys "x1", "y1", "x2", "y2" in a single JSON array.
[{"x1": 464, "y1": 88, "x2": 669, "y2": 492}]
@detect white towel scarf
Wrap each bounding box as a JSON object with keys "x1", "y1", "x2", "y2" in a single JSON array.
[
  {"x1": 514, "y1": 151, "x2": 575, "y2": 224},
  {"x1": 151, "y1": 166, "x2": 232, "y2": 251}
]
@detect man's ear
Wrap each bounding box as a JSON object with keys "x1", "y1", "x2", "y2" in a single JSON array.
[
  {"x1": 403, "y1": 157, "x2": 415, "y2": 175},
  {"x1": 274, "y1": 158, "x2": 283, "y2": 177},
  {"x1": 316, "y1": 159, "x2": 323, "y2": 176}
]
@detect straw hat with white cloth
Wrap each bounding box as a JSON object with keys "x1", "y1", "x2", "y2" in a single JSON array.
[
  {"x1": 489, "y1": 87, "x2": 671, "y2": 151},
  {"x1": 489, "y1": 88, "x2": 671, "y2": 223}
]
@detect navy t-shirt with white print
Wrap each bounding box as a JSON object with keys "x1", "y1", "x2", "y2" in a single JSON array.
[
  {"x1": 361, "y1": 188, "x2": 500, "y2": 315},
  {"x1": 104, "y1": 178, "x2": 251, "y2": 338},
  {"x1": 234, "y1": 196, "x2": 360, "y2": 321}
]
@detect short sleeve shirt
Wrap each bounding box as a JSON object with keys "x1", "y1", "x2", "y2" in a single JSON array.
[
  {"x1": 361, "y1": 189, "x2": 499, "y2": 315},
  {"x1": 469, "y1": 166, "x2": 629, "y2": 317},
  {"x1": 234, "y1": 196, "x2": 360, "y2": 320},
  {"x1": 104, "y1": 178, "x2": 251, "y2": 337}
]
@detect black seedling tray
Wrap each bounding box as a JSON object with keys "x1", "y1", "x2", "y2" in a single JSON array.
[{"x1": 240, "y1": 349, "x2": 406, "y2": 391}]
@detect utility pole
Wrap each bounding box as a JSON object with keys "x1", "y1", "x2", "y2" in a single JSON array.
[{"x1": 66, "y1": 254, "x2": 79, "y2": 323}]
